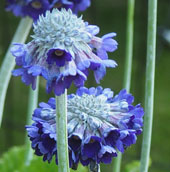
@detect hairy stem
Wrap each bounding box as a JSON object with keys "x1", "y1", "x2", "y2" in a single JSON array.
[
  {"x1": 56, "y1": 91, "x2": 70, "y2": 172},
  {"x1": 113, "y1": 0, "x2": 135, "y2": 171},
  {"x1": 25, "y1": 78, "x2": 39, "y2": 165},
  {"x1": 140, "y1": 0, "x2": 157, "y2": 171}
]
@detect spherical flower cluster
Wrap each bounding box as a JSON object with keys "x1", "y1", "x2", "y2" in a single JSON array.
[
  {"x1": 6, "y1": 0, "x2": 91, "y2": 20},
  {"x1": 26, "y1": 86, "x2": 144, "y2": 170},
  {"x1": 11, "y1": 9, "x2": 118, "y2": 95}
]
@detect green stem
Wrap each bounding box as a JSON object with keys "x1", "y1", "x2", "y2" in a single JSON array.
[
  {"x1": 140, "y1": 0, "x2": 157, "y2": 172},
  {"x1": 112, "y1": 152, "x2": 122, "y2": 172},
  {"x1": 113, "y1": 0, "x2": 135, "y2": 171},
  {"x1": 0, "y1": 17, "x2": 32, "y2": 127},
  {"x1": 25, "y1": 77, "x2": 40, "y2": 166},
  {"x1": 123, "y1": 0, "x2": 135, "y2": 93},
  {"x1": 56, "y1": 91, "x2": 70, "y2": 172}
]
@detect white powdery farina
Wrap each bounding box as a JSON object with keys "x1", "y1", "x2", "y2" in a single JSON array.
[{"x1": 32, "y1": 8, "x2": 92, "y2": 59}]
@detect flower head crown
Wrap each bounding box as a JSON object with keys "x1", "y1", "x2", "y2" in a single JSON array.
[
  {"x1": 11, "y1": 9, "x2": 118, "y2": 95},
  {"x1": 26, "y1": 86, "x2": 144, "y2": 170}
]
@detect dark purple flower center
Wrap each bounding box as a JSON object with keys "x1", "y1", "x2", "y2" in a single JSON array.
[
  {"x1": 47, "y1": 49, "x2": 72, "y2": 67},
  {"x1": 69, "y1": 136, "x2": 81, "y2": 151},
  {"x1": 54, "y1": 3, "x2": 62, "y2": 9},
  {"x1": 55, "y1": 49, "x2": 64, "y2": 56},
  {"x1": 42, "y1": 135, "x2": 56, "y2": 152},
  {"x1": 101, "y1": 152, "x2": 113, "y2": 163},
  {"x1": 31, "y1": 1, "x2": 42, "y2": 9},
  {"x1": 82, "y1": 137, "x2": 101, "y2": 158},
  {"x1": 105, "y1": 130, "x2": 120, "y2": 146}
]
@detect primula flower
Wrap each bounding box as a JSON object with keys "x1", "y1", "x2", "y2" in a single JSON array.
[
  {"x1": 11, "y1": 9, "x2": 118, "y2": 95},
  {"x1": 6, "y1": 0, "x2": 91, "y2": 20},
  {"x1": 26, "y1": 86, "x2": 144, "y2": 170}
]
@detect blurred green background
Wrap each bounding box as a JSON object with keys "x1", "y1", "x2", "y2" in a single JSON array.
[{"x1": 0, "y1": 0, "x2": 170, "y2": 171}]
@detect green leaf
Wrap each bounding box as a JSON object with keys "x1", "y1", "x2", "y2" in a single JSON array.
[
  {"x1": 0, "y1": 146, "x2": 25, "y2": 172},
  {"x1": 0, "y1": 146, "x2": 88, "y2": 172}
]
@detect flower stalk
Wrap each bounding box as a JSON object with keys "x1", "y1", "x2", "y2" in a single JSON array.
[
  {"x1": 140, "y1": 0, "x2": 157, "y2": 171},
  {"x1": 0, "y1": 17, "x2": 32, "y2": 127},
  {"x1": 56, "y1": 91, "x2": 70, "y2": 172},
  {"x1": 123, "y1": 0, "x2": 135, "y2": 92},
  {"x1": 25, "y1": 77, "x2": 39, "y2": 166},
  {"x1": 113, "y1": 0, "x2": 135, "y2": 171}
]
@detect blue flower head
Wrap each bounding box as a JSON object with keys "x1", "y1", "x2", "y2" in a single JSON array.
[
  {"x1": 11, "y1": 9, "x2": 118, "y2": 95},
  {"x1": 26, "y1": 87, "x2": 144, "y2": 170},
  {"x1": 6, "y1": 0, "x2": 91, "y2": 20}
]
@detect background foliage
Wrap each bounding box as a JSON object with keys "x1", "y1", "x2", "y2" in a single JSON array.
[{"x1": 0, "y1": 0, "x2": 170, "y2": 171}]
